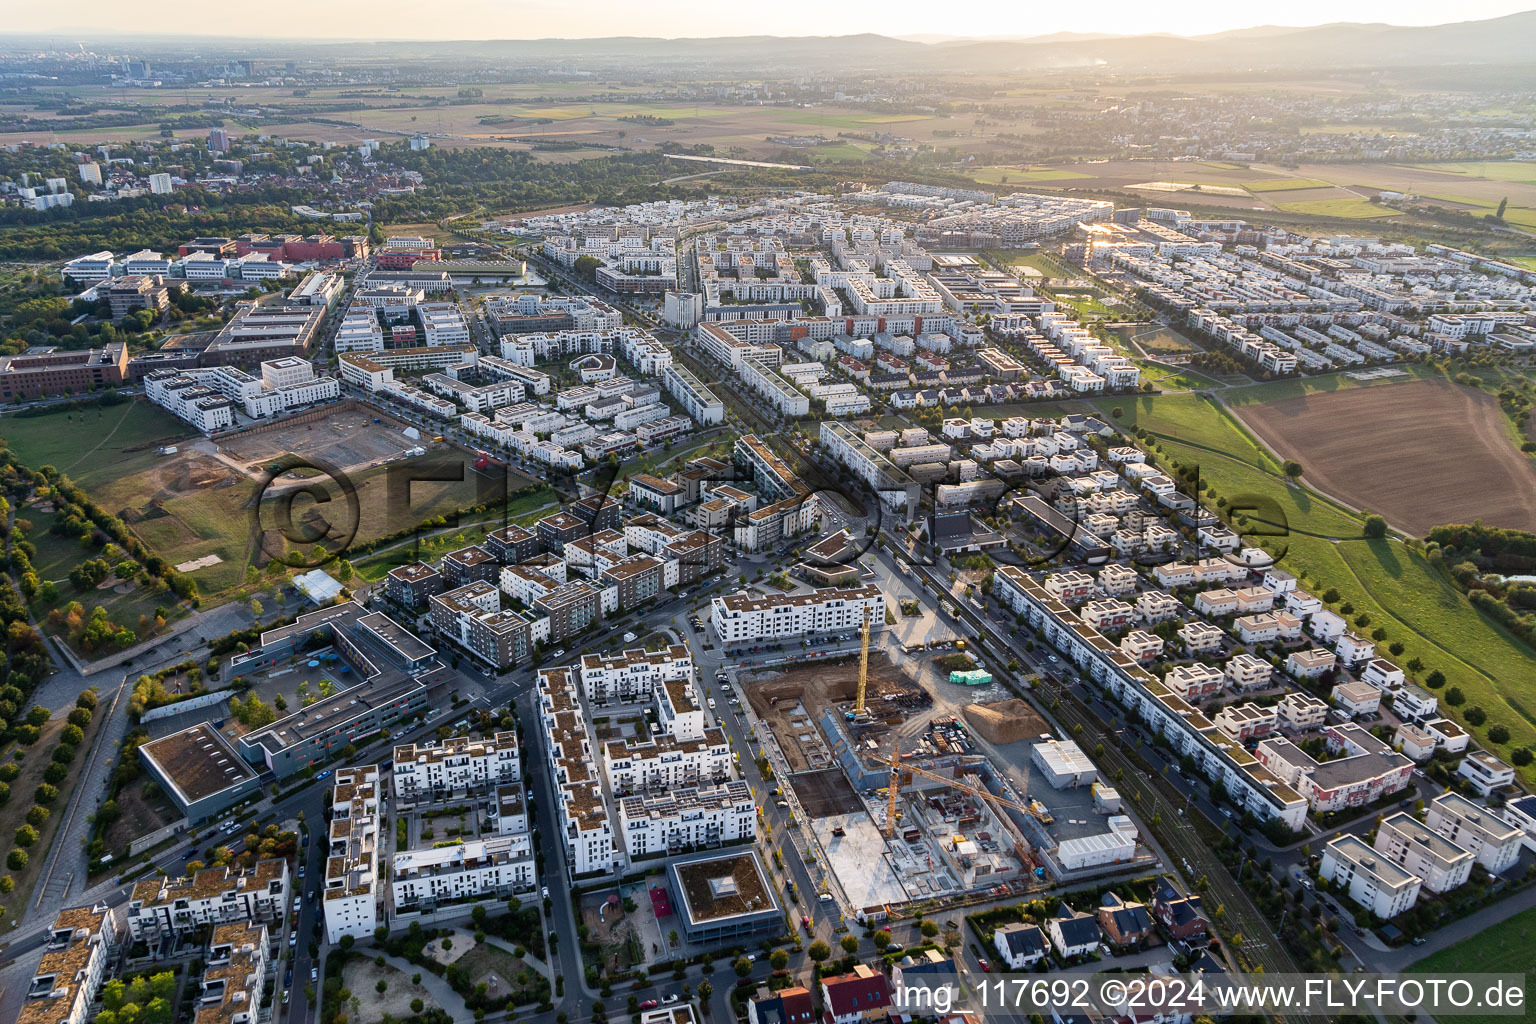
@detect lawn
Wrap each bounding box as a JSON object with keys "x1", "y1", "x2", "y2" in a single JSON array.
[
  {"x1": 1273, "y1": 198, "x2": 1403, "y2": 219},
  {"x1": 353, "y1": 487, "x2": 559, "y2": 583},
  {"x1": 1243, "y1": 178, "x2": 1333, "y2": 192},
  {"x1": 1104, "y1": 391, "x2": 1536, "y2": 784},
  {"x1": 1408, "y1": 905, "x2": 1536, "y2": 1024},
  {"x1": 0, "y1": 401, "x2": 194, "y2": 490}
]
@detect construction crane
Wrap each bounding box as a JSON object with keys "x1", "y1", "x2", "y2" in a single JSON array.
[
  {"x1": 853, "y1": 606, "x2": 872, "y2": 718},
  {"x1": 882, "y1": 751, "x2": 1049, "y2": 839}
]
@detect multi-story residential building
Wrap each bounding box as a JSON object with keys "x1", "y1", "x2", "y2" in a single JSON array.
[
  {"x1": 485, "y1": 524, "x2": 542, "y2": 565},
  {"x1": 618, "y1": 780, "x2": 756, "y2": 857},
  {"x1": 1278, "y1": 692, "x2": 1328, "y2": 730},
  {"x1": 196, "y1": 921, "x2": 269, "y2": 1024},
  {"x1": 429, "y1": 581, "x2": 536, "y2": 670},
  {"x1": 1224, "y1": 652, "x2": 1272, "y2": 690},
  {"x1": 537, "y1": 667, "x2": 618, "y2": 877},
  {"x1": 1331, "y1": 680, "x2": 1381, "y2": 718},
  {"x1": 580, "y1": 645, "x2": 693, "y2": 706},
  {"x1": 392, "y1": 732, "x2": 521, "y2": 808},
  {"x1": 992, "y1": 565, "x2": 1307, "y2": 833},
  {"x1": 710, "y1": 585, "x2": 885, "y2": 644},
  {"x1": 1255, "y1": 724, "x2": 1412, "y2": 813},
  {"x1": 1164, "y1": 663, "x2": 1225, "y2": 701},
  {"x1": 1320, "y1": 835, "x2": 1421, "y2": 919},
  {"x1": 1392, "y1": 684, "x2": 1439, "y2": 723},
  {"x1": 443, "y1": 545, "x2": 501, "y2": 588},
  {"x1": 604, "y1": 724, "x2": 733, "y2": 794},
  {"x1": 1457, "y1": 751, "x2": 1516, "y2": 797},
  {"x1": 126, "y1": 859, "x2": 289, "y2": 943},
  {"x1": 19, "y1": 904, "x2": 123, "y2": 1024},
  {"x1": 1285, "y1": 648, "x2": 1336, "y2": 680},
  {"x1": 1426, "y1": 792, "x2": 1523, "y2": 874},
  {"x1": 322, "y1": 766, "x2": 382, "y2": 944},
  {"x1": 392, "y1": 833, "x2": 535, "y2": 914},
  {"x1": 1374, "y1": 812, "x2": 1474, "y2": 893},
  {"x1": 385, "y1": 562, "x2": 444, "y2": 609}
]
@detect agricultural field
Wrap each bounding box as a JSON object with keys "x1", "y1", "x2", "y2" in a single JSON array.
[
  {"x1": 1230, "y1": 379, "x2": 1536, "y2": 536},
  {"x1": 1103, "y1": 388, "x2": 1536, "y2": 787},
  {"x1": 1242, "y1": 177, "x2": 1333, "y2": 192},
  {"x1": 1272, "y1": 197, "x2": 1403, "y2": 218},
  {"x1": 970, "y1": 166, "x2": 1092, "y2": 185}
]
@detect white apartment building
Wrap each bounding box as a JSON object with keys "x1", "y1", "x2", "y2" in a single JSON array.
[
  {"x1": 537, "y1": 667, "x2": 618, "y2": 877},
  {"x1": 323, "y1": 765, "x2": 382, "y2": 943},
  {"x1": 618, "y1": 780, "x2": 756, "y2": 858},
  {"x1": 1426, "y1": 792, "x2": 1524, "y2": 874},
  {"x1": 392, "y1": 732, "x2": 521, "y2": 808},
  {"x1": 580, "y1": 645, "x2": 693, "y2": 706},
  {"x1": 196, "y1": 921, "x2": 269, "y2": 1024},
  {"x1": 419, "y1": 302, "x2": 471, "y2": 346},
  {"x1": 1374, "y1": 812, "x2": 1473, "y2": 893},
  {"x1": 603, "y1": 728, "x2": 733, "y2": 793},
  {"x1": 391, "y1": 833, "x2": 535, "y2": 913},
  {"x1": 125, "y1": 859, "x2": 290, "y2": 943},
  {"x1": 20, "y1": 904, "x2": 123, "y2": 1024},
  {"x1": 1457, "y1": 750, "x2": 1517, "y2": 796},
  {"x1": 1320, "y1": 835, "x2": 1421, "y2": 919},
  {"x1": 710, "y1": 585, "x2": 885, "y2": 644}
]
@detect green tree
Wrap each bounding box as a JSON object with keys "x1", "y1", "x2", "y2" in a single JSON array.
[
  {"x1": 807, "y1": 940, "x2": 831, "y2": 964},
  {"x1": 1282, "y1": 460, "x2": 1303, "y2": 482},
  {"x1": 840, "y1": 934, "x2": 860, "y2": 954},
  {"x1": 1363, "y1": 514, "x2": 1388, "y2": 539}
]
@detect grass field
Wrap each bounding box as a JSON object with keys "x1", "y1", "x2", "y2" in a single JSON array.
[
  {"x1": 970, "y1": 166, "x2": 1092, "y2": 185},
  {"x1": 1242, "y1": 177, "x2": 1333, "y2": 192},
  {"x1": 1273, "y1": 198, "x2": 1403, "y2": 218},
  {"x1": 1409, "y1": 160, "x2": 1536, "y2": 183},
  {"x1": 1408, "y1": 904, "x2": 1536, "y2": 1024},
  {"x1": 0, "y1": 402, "x2": 194, "y2": 490},
  {"x1": 1102, "y1": 389, "x2": 1536, "y2": 784},
  {"x1": 807, "y1": 143, "x2": 874, "y2": 162}
]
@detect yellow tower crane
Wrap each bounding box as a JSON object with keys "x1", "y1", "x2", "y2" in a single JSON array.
[
  {"x1": 882, "y1": 751, "x2": 1047, "y2": 842},
  {"x1": 854, "y1": 606, "x2": 872, "y2": 718}
]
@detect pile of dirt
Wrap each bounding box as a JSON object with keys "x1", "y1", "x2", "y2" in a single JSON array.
[
  {"x1": 964, "y1": 699, "x2": 1048, "y2": 745},
  {"x1": 757, "y1": 680, "x2": 805, "y2": 702}
]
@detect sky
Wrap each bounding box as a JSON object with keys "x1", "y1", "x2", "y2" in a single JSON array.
[{"x1": 8, "y1": 0, "x2": 1535, "y2": 41}]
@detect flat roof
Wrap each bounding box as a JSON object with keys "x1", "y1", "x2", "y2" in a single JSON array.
[
  {"x1": 141, "y1": 724, "x2": 257, "y2": 805},
  {"x1": 671, "y1": 850, "x2": 779, "y2": 924}
]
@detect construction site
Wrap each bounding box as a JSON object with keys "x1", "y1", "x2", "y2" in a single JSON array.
[{"x1": 742, "y1": 610, "x2": 1157, "y2": 920}]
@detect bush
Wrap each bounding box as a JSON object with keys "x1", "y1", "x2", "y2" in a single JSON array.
[
  {"x1": 0, "y1": 782, "x2": 8, "y2": 805},
  {"x1": 7, "y1": 849, "x2": 27, "y2": 870},
  {"x1": 67, "y1": 707, "x2": 92, "y2": 728},
  {"x1": 35, "y1": 783, "x2": 58, "y2": 804},
  {"x1": 25, "y1": 805, "x2": 48, "y2": 828},
  {"x1": 51, "y1": 744, "x2": 76, "y2": 765},
  {"x1": 42, "y1": 763, "x2": 68, "y2": 784},
  {"x1": 1512, "y1": 748, "x2": 1533, "y2": 767},
  {"x1": 14, "y1": 825, "x2": 37, "y2": 847},
  {"x1": 1488, "y1": 724, "x2": 1510, "y2": 744},
  {"x1": 1363, "y1": 514, "x2": 1388, "y2": 539},
  {"x1": 61, "y1": 724, "x2": 84, "y2": 746},
  {"x1": 0, "y1": 764, "x2": 18, "y2": 783},
  {"x1": 25, "y1": 706, "x2": 49, "y2": 728}
]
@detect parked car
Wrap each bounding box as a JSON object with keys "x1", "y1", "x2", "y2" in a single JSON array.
[{"x1": 639, "y1": 1000, "x2": 659, "y2": 1010}]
